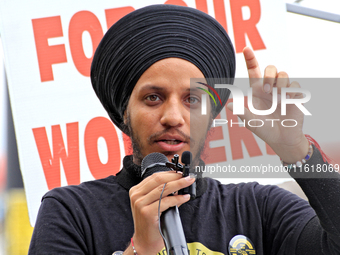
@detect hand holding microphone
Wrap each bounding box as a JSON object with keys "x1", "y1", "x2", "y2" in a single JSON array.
[{"x1": 128, "y1": 152, "x2": 195, "y2": 255}]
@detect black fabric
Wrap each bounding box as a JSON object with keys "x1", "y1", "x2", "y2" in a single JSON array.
[
  {"x1": 296, "y1": 216, "x2": 325, "y2": 254},
  {"x1": 90, "y1": 4, "x2": 236, "y2": 133},
  {"x1": 29, "y1": 147, "x2": 340, "y2": 255},
  {"x1": 28, "y1": 178, "x2": 315, "y2": 255},
  {"x1": 29, "y1": 158, "x2": 314, "y2": 255},
  {"x1": 290, "y1": 146, "x2": 340, "y2": 254},
  {"x1": 297, "y1": 216, "x2": 340, "y2": 255}
]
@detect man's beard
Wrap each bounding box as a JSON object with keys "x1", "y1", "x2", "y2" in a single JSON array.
[{"x1": 125, "y1": 114, "x2": 210, "y2": 167}]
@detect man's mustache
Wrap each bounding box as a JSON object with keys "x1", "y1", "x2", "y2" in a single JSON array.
[{"x1": 147, "y1": 128, "x2": 194, "y2": 146}]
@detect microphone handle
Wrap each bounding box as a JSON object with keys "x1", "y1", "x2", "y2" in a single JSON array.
[{"x1": 160, "y1": 206, "x2": 189, "y2": 255}]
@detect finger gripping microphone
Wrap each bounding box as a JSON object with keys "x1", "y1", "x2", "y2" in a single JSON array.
[{"x1": 141, "y1": 153, "x2": 189, "y2": 255}]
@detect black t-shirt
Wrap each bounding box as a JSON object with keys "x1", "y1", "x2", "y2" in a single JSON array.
[{"x1": 28, "y1": 157, "x2": 317, "y2": 255}]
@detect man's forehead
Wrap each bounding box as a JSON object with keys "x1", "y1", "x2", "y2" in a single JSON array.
[{"x1": 134, "y1": 84, "x2": 206, "y2": 94}]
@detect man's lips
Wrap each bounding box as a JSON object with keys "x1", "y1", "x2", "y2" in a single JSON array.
[
  {"x1": 158, "y1": 140, "x2": 182, "y2": 145},
  {"x1": 153, "y1": 134, "x2": 188, "y2": 151},
  {"x1": 156, "y1": 140, "x2": 186, "y2": 151}
]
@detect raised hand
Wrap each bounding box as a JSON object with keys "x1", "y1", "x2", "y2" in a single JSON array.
[{"x1": 228, "y1": 47, "x2": 310, "y2": 164}]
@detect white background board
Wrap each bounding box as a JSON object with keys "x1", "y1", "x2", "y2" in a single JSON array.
[{"x1": 0, "y1": 0, "x2": 339, "y2": 226}]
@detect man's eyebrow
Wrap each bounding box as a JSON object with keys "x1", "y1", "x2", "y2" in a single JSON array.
[
  {"x1": 188, "y1": 87, "x2": 206, "y2": 93},
  {"x1": 138, "y1": 85, "x2": 199, "y2": 93},
  {"x1": 138, "y1": 85, "x2": 166, "y2": 92}
]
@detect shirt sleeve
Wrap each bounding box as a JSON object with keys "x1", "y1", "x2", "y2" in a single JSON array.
[
  {"x1": 28, "y1": 195, "x2": 88, "y2": 255},
  {"x1": 289, "y1": 145, "x2": 340, "y2": 254},
  {"x1": 255, "y1": 182, "x2": 316, "y2": 255}
]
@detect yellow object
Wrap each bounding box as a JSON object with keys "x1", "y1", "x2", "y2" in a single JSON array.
[{"x1": 5, "y1": 189, "x2": 33, "y2": 255}]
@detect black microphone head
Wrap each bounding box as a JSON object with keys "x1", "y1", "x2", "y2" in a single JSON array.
[
  {"x1": 181, "y1": 151, "x2": 192, "y2": 165},
  {"x1": 141, "y1": 152, "x2": 171, "y2": 179}
]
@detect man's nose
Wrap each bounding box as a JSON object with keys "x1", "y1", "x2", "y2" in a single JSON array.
[{"x1": 160, "y1": 98, "x2": 186, "y2": 127}]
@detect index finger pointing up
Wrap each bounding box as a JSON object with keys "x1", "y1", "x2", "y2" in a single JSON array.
[{"x1": 243, "y1": 47, "x2": 262, "y2": 82}]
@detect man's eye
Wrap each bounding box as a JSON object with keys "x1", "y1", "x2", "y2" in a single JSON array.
[
  {"x1": 146, "y1": 95, "x2": 160, "y2": 102},
  {"x1": 186, "y1": 96, "x2": 200, "y2": 104}
]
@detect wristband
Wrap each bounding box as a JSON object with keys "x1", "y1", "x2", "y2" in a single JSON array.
[
  {"x1": 281, "y1": 142, "x2": 313, "y2": 170},
  {"x1": 131, "y1": 237, "x2": 138, "y2": 255}
]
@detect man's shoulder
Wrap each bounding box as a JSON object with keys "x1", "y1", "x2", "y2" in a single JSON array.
[
  {"x1": 204, "y1": 177, "x2": 261, "y2": 192},
  {"x1": 42, "y1": 175, "x2": 123, "y2": 204},
  {"x1": 201, "y1": 177, "x2": 311, "y2": 216},
  {"x1": 204, "y1": 177, "x2": 295, "y2": 200}
]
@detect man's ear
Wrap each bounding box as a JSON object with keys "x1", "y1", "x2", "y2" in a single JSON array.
[
  {"x1": 121, "y1": 110, "x2": 131, "y2": 137},
  {"x1": 123, "y1": 110, "x2": 127, "y2": 125}
]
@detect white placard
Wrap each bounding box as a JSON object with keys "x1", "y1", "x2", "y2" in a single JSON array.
[{"x1": 3, "y1": 0, "x2": 330, "y2": 226}]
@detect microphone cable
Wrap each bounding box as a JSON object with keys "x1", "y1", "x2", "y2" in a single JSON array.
[{"x1": 158, "y1": 183, "x2": 170, "y2": 255}]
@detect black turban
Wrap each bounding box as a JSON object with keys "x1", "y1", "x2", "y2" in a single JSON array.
[{"x1": 91, "y1": 4, "x2": 236, "y2": 133}]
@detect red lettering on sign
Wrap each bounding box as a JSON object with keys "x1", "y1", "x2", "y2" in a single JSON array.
[
  {"x1": 213, "y1": 0, "x2": 228, "y2": 33},
  {"x1": 164, "y1": 0, "x2": 188, "y2": 6},
  {"x1": 69, "y1": 11, "x2": 104, "y2": 77},
  {"x1": 266, "y1": 143, "x2": 275, "y2": 155},
  {"x1": 230, "y1": 0, "x2": 266, "y2": 53},
  {"x1": 105, "y1": 7, "x2": 135, "y2": 29},
  {"x1": 84, "y1": 117, "x2": 121, "y2": 179},
  {"x1": 32, "y1": 123, "x2": 80, "y2": 190},
  {"x1": 202, "y1": 114, "x2": 227, "y2": 165},
  {"x1": 195, "y1": 0, "x2": 208, "y2": 13},
  {"x1": 32, "y1": 3, "x2": 267, "y2": 81},
  {"x1": 32, "y1": 16, "x2": 67, "y2": 82}
]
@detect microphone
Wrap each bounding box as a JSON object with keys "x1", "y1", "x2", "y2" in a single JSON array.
[
  {"x1": 141, "y1": 152, "x2": 171, "y2": 179},
  {"x1": 181, "y1": 151, "x2": 192, "y2": 165},
  {"x1": 178, "y1": 151, "x2": 196, "y2": 199},
  {"x1": 141, "y1": 152, "x2": 189, "y2": 255}
]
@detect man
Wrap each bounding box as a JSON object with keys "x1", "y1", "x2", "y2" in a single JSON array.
[{"x1": 29, "y1": 4, "x2": 340, "y2": 255}]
